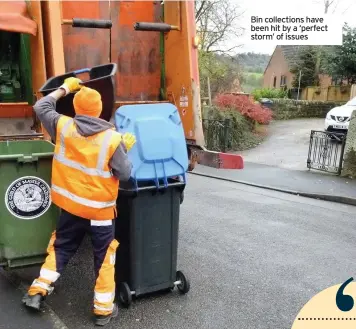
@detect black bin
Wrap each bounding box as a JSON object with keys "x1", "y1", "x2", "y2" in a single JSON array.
[
  {"x1": 115, "y1": 178, "x2": 190, "y2": 307},
  {"x1": 39, "y1": 63, "x2": 117, "y2": 122}
]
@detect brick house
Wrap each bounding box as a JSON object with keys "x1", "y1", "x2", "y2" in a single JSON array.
[{"x1": 263, "y1": 45, "x2": 332, "y2": 89}]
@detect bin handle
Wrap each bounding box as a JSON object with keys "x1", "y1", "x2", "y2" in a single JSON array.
[
  {"x1": 0, "y1": 133, "x2": 44, "y2": 141},
  {"x1": 70, "y1": 68, "x2": 91, "y2": 88},
  {"x1": 74, "y1": 68, "x2": 91, "y2": 75},
  {"x1": 62, "y1": 18, "x2": 112, "y2": 29},
  {"x1": 0, "y1": 152, "x2": 53, "y2": 163},
  {"x1": 17, "y1": 155, "x2": 39, "y2": 164}
]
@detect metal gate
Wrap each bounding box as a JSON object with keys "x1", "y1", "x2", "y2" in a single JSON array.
[
  {"x1": 307, "y1": 130, "x2": 346, "y2": 175},
  {"x1": 202, "y1": 118, "x2": 231, "y2": 152}
]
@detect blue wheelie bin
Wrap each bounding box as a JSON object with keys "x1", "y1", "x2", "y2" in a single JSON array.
[{"x1": 114, "y1": 103, "x2": 190, "y2": 307}]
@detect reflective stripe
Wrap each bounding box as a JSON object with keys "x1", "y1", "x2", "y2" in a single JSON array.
[
  {"x1": 56, "y1": 119, "x2": 113, "y2": 178},
  {"x1": 97, "y1": 130, "x2": 113, "y2": 171},
  {"x1": 31, "y1": 279, "x2": 54, "y2": 294},
  {"x1": 40, "y1": 268, "x2": 60, "y2": 282},
  {"x1": 94, "y1": 304, "x2": 114, "y2": 312},
  {"x1": 110, "y1": 253, "x2": 116, "y2": 265},
  {"x1": 52, "y1": 184, "x2": 116, "y2": 209},
  {"x1": 94, "y1": 291, "x2": 115, "y2": 303},
  {"x1": 91, "y1": 220, "x2": 112, "y2": 226},
  {"x1": 59, "y1": 119, "x2": 74, "y2": 156},
  {"x1": 53, "y1": 154, "x2": 112, "y2": 178}
]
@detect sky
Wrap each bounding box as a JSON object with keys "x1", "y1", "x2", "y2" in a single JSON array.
[{"x1": 233, "y1": 0, "x2": 355, "y2": 55}]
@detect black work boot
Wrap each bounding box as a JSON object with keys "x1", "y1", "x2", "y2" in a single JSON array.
[
  {"x1": 94, "y1": 303, "x2": 119, "y2": 326},
  {"x1": 22, "y1": 293, "x2": 45, "y2": 311}
]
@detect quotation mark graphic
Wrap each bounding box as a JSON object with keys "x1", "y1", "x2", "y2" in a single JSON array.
[{"x1": 336, "y1": 277, "x2": 354, "y2": 312}]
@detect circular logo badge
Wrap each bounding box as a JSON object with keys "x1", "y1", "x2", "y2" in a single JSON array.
[{"x1": 5, "y1": 176, "x2": 52, "y2": 220}]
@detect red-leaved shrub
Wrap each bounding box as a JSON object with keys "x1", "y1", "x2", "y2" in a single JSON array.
[{"x1": 213, "y1": 94, "x2": 273, "y2": 125}]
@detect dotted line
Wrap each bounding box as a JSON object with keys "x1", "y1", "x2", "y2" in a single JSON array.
[{"x1": 298, "y1": 318, "x2": 356, "y2": 321}]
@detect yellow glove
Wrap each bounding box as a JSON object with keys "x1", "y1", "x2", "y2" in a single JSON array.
[
  {"x1": 122, "y1": 133, "x2": 136, "y2": 152},
  {"x1": 60, "y1": 77, "x2": 82, "y2": 95}
]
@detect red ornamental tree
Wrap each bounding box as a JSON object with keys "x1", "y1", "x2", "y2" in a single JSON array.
[{"x1": 214, "y1": 94, "x2": 273, "y2": 125}]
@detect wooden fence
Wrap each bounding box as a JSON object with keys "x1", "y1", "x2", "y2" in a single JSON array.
[{"x1": 302, "y1": 85, "x2": 352, "y2": 102}]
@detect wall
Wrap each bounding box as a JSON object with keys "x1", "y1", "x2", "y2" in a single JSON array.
[
  {"x1": 319, "y1": 74, "x2": 332, "y2": 88},
  {"x1": 351, "y1": 84, "x2": 356, "y2": 99},
  {"x1": 341, "y1": 110, "x2": 356, "y2": 178},
  {"x1": 270, "y1": 99, "x2": 345, "y2": 120},
  {"x1": 303, "y1": 85, "x2": 351, "y2": 102},
  {"x1": 263, "y1": 46, "x2": 294, "y2": 89},
  {"x1": 337, "y1": 90, "x2": 356, "y2": 178}
]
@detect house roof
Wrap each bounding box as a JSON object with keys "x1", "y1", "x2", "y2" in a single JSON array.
[
  {"x1": 264, "y1": 45, "x2": 307, "y2": 74},
  {"x1": 265, "y1": 45, "x2": 334, "y2": 73},
  {"x1": 280, "y1": 45, "x2": 305, "y2": 67}
]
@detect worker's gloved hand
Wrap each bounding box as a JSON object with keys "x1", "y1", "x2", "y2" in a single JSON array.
[
  {"x1": 122, "y1": 133, "x2": 136, "y2": 152},
  {"x1": 60, "y1": 77, "x2": 82, "y2": 95}
]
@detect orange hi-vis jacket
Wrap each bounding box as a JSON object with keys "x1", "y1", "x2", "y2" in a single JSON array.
[{"x1": 51, "y1": 115, "x2": 123, "y2": 220}]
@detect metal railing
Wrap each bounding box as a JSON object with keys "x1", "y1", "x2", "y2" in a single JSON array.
[
  {"x1": 202, "y1": 118, "x2": 231, "y2": 152},
  {"x1": 307, "y1": 130, "x2": 346, "y2": 175}
]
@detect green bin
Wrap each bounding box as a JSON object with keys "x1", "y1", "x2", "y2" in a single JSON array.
[{"x1": 0, "y1": 140, "x2": 59, "y2": 269}]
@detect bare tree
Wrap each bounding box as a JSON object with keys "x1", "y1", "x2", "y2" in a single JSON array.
[
  {"x1": 195, "y1": 0, "x2": 244, "y2": 54},
  {"x1": 313, "y1": 0, "x2": 353, "y2": 13},
  {"x1": 324, "y1": 0, "x2": 335, "y2": 13},
  {"x1": 312, "y1": 0, "x2": 335, "y2": 13}
]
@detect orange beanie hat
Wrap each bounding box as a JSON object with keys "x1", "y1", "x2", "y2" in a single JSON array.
[{"x1": 73, "y1": 86, "x2": 102, "y2": 117}]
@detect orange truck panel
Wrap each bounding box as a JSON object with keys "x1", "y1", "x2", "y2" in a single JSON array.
[
  {"x1": 59, "y1": 1, "x2": 162, "y2": 102},
  {"x1": 61, "y1": 1, "x2": 111, "y2": 71},
  {"x1": 111, "y1": 1, "x2": 161, "y2": 101},
  {"x1": 0, "y1": 0, "x2": 205, "y2": 151},
  {"x1": 0, "y1": 1, "x2": 45, "y2": 122},
  {"x1": 41, "y1": 0, "x2": 65, "y2": 78},
  {"x1": 0, "y1": 103, "x2": 32, "y2": 118},
  {"x1": 0, "y1": 1, "x2": 37, "y2": 36},
  {"x1": 164, "y1": 1, "x2": 204, "y2": 145}
]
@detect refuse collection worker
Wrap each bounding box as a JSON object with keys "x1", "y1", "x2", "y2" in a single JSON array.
[{"x1": 22, "y1": 77, "x2": 136, "y2": 327}]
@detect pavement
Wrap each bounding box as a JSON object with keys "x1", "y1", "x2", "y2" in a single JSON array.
[
  {"x1": 2, "y1": 175, "x2": 356, "y2": 329},
  {"x1": 0, "y1": 269, "x2": 66, "y2": 329},
  {"x1": 238, "y1": 118, "x2": 325, "y2": 171},
  {"x1": 192, "y1": 163, "x2": 356, "y2": 205}
]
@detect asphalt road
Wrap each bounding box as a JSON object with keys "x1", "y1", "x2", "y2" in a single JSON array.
[
  {"x1": 239, "y1": 118, "x2": 325, "y2": 170},
  {"x1": 11, "y1": 174, "x2": 356, "y2": 329}
]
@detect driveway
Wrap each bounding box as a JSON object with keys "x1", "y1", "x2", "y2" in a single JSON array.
[{"x1": 238, "y1": 118, "x2": 325, "y2": 171}]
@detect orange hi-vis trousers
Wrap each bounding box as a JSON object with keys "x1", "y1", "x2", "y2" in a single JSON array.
[{"x1": 28, "y1": 209, "x2": 119, "y2": 316}]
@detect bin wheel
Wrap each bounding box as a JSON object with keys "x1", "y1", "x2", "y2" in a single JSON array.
[
  {"x1": 176, "y1": 271, "x2": 190, "y2": 294},
  {"x1": 119, "y1": 282, "x2": 132, "y2": 308}
]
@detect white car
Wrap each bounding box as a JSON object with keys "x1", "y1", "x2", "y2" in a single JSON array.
[{"x1": 325, "y1": 96, "x2": 356, "y2": 135}]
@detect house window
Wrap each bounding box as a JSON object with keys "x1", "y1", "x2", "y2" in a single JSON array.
[
  {"x1": 280, "y1": 75, "x2": 287, "y2": 86},
  {"x1": 273, "y1": 76, "x2": 277, "y2": 87}
]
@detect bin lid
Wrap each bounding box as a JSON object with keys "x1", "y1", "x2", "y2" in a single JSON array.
[{"x1": 114, "y1": 103, "x2": 188, "y2": 186}]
